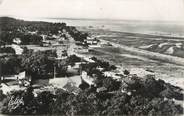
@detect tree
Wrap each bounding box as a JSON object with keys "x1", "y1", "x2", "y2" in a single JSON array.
[
  {"x1": 0, "y1": 47, "x2": 15, "y2": 54},
  {"x1": 0, "y1": 90, "x2": 6, "y2": 101},
  {"x1": 55, "y1": 59, "x2": 68, "y2": 77},
  {"x1": 67, "y1": 55, "x2": 81, "y2": 66},
  {"x1": 124, "y1": 69, "x2": 130, "y2": 75},
  {"x1": 102, "y1": 77, "x2": 121, "y2": 91},
  {"x1": 49, "y1": 89, "x2": 73, "y2": 115},
  {"x1": 20, "y1": 51, "x2": 55, "y2": 79},
  {"x1": 36, "y1": 91, "x2": 55, "y2": 114},
  {"x1": 0, "y1": 56, "x2": 21, "y2": 76},
  {"x1": 103, "y1": 92, "x2": 131, "y2": 115}
]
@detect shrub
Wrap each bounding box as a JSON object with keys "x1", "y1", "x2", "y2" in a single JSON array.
[
  {"x1": 0, "y1": 47, "x2": 15, "y2": 54},
  {"x1": 0, "y1": 90, "x2": 6, "y2": 101}
]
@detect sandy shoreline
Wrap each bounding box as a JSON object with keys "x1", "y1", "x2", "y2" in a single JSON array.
[{"x1": 88, "y1": 42, "x2": 184, "y2": 90}]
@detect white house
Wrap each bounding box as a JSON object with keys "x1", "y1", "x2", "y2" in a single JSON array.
[
  {"x1": 11, "y1": 44, "x2": 23, "y2": 55},
  {"x1": 85, "y1": 36, "x2": 98, "y2": 45},
  {"x1": 1, "y1": 71, "x2": 32, "y2": 86},
  {"x1": 13, "y1": 38, "x2": 21, "y2": 44},
  {"x1": 81, "y1": 71, "x2": 94, "y2": 85},
  {"x1": 1, "y1": 71, "x2": 27, "y2": 80}
]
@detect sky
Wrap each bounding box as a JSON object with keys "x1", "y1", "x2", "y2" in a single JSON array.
[{"x1": 0, "y1": 0, "x2": 184, "y2": 21}]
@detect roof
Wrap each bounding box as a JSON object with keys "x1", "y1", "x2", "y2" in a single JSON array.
[
  {"x1": 81, "y1": 71, "x2": 94, "y2": 85},
  {"x1": 11, "y1": 44, "x2": 23, "y2": 55},
  {"x1": 97, "y1": 87, "x2": 107, "y2": 93},
  {"x1": 49, "y1": 76, "x2": 82, "y2": 92}
]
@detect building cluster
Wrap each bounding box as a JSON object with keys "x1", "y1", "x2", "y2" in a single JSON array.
[
  {"x1": 0, "y1": 32, "x2": 101, "y2": 96},
  {"x1": 0, "y1": 20, "x2": 117, "y2": 96}
]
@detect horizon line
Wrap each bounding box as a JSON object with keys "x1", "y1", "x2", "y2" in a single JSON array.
[{"x1": 1, "y1": 15, "x2": 184, "y2": 23}]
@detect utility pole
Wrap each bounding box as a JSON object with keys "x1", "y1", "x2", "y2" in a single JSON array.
[{"x1": 54, "y1": 65, "x2": 56, "y2": 78}]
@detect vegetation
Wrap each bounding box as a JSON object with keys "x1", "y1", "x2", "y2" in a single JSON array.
[
  {"x1": 0, "y1": 30, "x2": 43, "y2": 45},
  {"x1": 1, "y1": 87, "x2": 52, "y2": 115},
  {"x1": 0, "y1": 17, "x2": 88, "y2": 46},
  {"x1": 0, "y1": 50, "x2": 84, "y2": 79},
  {"x1": 0, "y1": 55, "x2": 21, "y2": 75},
  {"x1": 67, "y1": 55, "x2": 81, "y2": 66},
  {"x1": 81, "y1": 57, "x2": 116, "y2": 74},
  {"x1": 55, "y1": 59, "x2": 68, "y2": 77},
  {"x1": 66, "y1": 26, "x2": 89, "y2": 42},
  {"x1": 0, "y1": 90, "x2": 6, "y2": 101},
  {"x1": 0, "y1": 50, "x2": 54, "y2": 78},
  {"x1": 91, "y1": 57, "x2": 116, "y2": 71},
  {"x1": 19, "y1": 50, "x2": 55, "y2": 79},
  {"x1": 0, "y1": 54, "x2": 183, "y2": 115},
  {"x1": 0, "y1": 17, "x2": 183, "y2": 115},
  {"x1": 0, "y1": 47, "x2": 15, "y2": 54},
  {"x1": 1, "y1": 76, "x2": 183, "y2": 115}
]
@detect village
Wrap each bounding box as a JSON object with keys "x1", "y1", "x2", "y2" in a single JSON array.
[
  {"x1": 0, "y1": 17, "x2": 183, "y2": 115},
  {"x1": 0, "y1": 18, "x2": 122, "y2": 96}
]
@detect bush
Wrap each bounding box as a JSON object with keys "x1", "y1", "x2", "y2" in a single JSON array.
[
  {"x1": 0, "y1": 55, "x2": 21, "y2": 75},
  {"x1": 124, "y1": 69, "x2": 130, "y2": 75},
  {"x1": 0, "y1": 47, "x2": 15, "y2": 54},
  {"x1": 1, "y1": 87, "x2": 55, "y2": 115},
  {"x1": 0, "y1": 90, "x2": 6, "y2": 101},
  {"x1": 1, "y1": 85, "x2": 183, "y2": 115},
  {"x1": 20, "y1": 51, "x2": 55, "y2": 79},
  {"x1": 102, "y1": 77, "x2": 121, "y2": 91}
]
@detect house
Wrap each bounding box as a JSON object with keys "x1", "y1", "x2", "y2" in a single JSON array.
[
  {"x1": 103, "y1": 71, "x2": 121, "y2": 79},
  {"x1": 84, "y1": 36, "x2": 100, "y2": 48},
  {"x1": 11, "y1": 44, "x2": 23, "y2": 55},
  {"x1": 97, "y1": 87, "x2": 107, "y2": 93},
  {"x1": 41, "y1": 34, "x2": 47, "y2": 42},
  {"x1": 85, "y1": 39, "x2": 98, "y2": 45},
  {"x1": 1, "y1": 71, "x2": 32, "y2": 87},
  {"x1": 72, "y1": 62, "x2": 82, "y2": 69},
  {"x1": 52, "y1": 34, "x2": 59, "y2": 39},
  {"x1": 88, "y1": 44, "x2": 101, "y2": 48},
  {"x1": 1, "y1": 71, "x2": 26, "y2": 81},
  {"x1": 97, "y1": 66, "x2": 104, "y2": 71},
  {"x1": 56, "y1": 49, "x2": 68, "y2": 59},
  {"x1": 49, "y1": 75, "x2": 82, "y2": 94},
  {"x1": 58, "y1": 37, "x2": 65, "y2": 42},
  {"x1": 49, "y1": 78, "x2": 69, "y2": 88},
  {"x1": 28, "y1": 31, "x2": 37, "y2": 35},
  {"x1": 13, "y1": 38, "x2": 21, "y2": 44},
  {"x1": 67, "y1": 65, "x2": 80, "y2": 75},
  {"x1": 1, "y1": 75, "x2": 18, "y2": 81},
  {"x1": 83, "y1": 57, "x2": 95, "y2": 63},
  {"x1": 42, "y1": 42, "x2": 51, "y2": 47},
  {"x1": 81, "y1": 71, "x2": 94, "y2": 85},
  {"x1": 85, "y1": 36, "x2": 98, "y2": 45},
  {"x1": 74, "y1": 46, "x2": 89, "y2": 53},
  {"x1": 0, "y1": 83, "x2": 26, "y2": 95},
  {"x1": 86, "y1": 36, "x2": 93, "y2": 40}
]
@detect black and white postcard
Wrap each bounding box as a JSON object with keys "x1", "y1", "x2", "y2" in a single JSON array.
[{"x1": 0, "y1": 0, "x2": 183, "y2": 115}]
